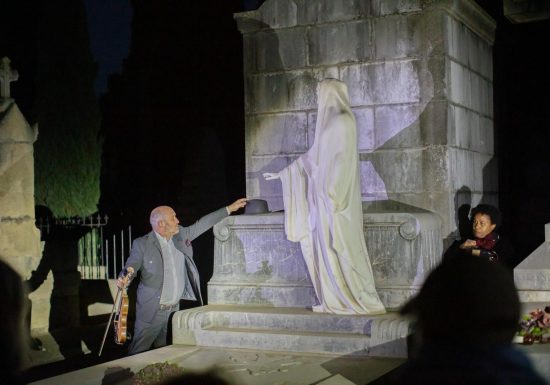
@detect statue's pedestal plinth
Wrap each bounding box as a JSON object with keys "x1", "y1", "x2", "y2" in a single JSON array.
[
  {"x1": 173, "y1": 204, "x2": 443, "y2": 358},
  {"x1": 208, "y1": 204, "x2": 443, "y2": 310},
  {"x1": 515, "y1": 224, "x2": 550, "y2": 308}
]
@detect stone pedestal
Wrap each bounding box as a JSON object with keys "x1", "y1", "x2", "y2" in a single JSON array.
[
  {"x1": 209, "y1": 203, "x2": 442, "y2": 310},
  {"x1": 171, "y1": 204, "x2": 441, "y2": 356},
  {"x1": 235, "y1": 0, "x2": 496, "y2": 239},
  {"x1": 515, "y1": 223, "x2": 550, "y2": 305}
]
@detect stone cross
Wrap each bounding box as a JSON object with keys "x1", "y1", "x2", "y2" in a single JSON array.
[{"x1": 0, "y1": 57, "x2": 19, "y2": 99}]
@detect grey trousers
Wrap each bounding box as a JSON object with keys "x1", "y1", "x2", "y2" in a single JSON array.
[{"x1": 127, "y1": 308, "x2": 173, "y2": 355}]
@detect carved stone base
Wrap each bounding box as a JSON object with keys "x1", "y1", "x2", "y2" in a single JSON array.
[{"x1": 209, "y1": 202, "x2": 443, "y2": 310}]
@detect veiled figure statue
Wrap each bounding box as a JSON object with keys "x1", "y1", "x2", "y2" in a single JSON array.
[{"x1": 264, "y1": 79, "x2": 386, "y2": 315}]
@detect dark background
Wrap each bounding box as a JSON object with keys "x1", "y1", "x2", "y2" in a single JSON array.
[{"x1": 1, "y1": 0, "x2": 549, "y2": 274}]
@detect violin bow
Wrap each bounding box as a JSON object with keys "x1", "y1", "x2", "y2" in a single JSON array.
[{"x1": 98, "y1": 286, "x2": 122, "y2": 357}]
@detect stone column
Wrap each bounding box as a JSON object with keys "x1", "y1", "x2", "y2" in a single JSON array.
[
  {"x1": 235, "y1": 0, "x2": 496, "y2": 239},
  {"x1": 0, "y1": 57, "x2": 45, "y2": 331}
]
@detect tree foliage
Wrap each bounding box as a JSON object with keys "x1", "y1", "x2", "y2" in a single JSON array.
[{"x1": 32, "y1": 0, "x2": 102, "y2": 217}]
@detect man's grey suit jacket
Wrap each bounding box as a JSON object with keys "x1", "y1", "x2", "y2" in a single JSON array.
[{"x1": 124, "y1": 207, "x2": 228, "y2": 323}]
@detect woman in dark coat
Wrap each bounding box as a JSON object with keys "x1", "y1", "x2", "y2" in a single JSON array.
[{"x1": 445, "y1": 204, "x2": 514, "y2": 268}]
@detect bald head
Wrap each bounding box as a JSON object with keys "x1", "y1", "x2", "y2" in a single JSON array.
[{"x1": 150, "y1": 206, "x2": 180, "y2": 239}]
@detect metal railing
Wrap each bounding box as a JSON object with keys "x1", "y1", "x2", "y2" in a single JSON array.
[
  {"x1": 36, "y1": 215, "x2": 133, "y2": 280},
  {"x1": 104, "y1": 226, "x2": 133, "y2": 279}
]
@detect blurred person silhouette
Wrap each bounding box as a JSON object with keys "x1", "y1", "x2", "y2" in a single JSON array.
[
  {"x1": 0, "y1": 258, "x2": 29, "y2": 385},
  {"x1": 384, "y1": 256, "x2": 547, "y2": 385},
  {"x1": 444, "y1": 204, "x2": 514, "y2": 269},
  {"x1": 160, "y1": 369, "x2": 231, "y2": 385}
]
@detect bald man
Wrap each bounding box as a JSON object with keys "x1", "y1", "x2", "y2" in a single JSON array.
[{"x1": 117, "y1": 198, "x2": 246, "y2": 355}]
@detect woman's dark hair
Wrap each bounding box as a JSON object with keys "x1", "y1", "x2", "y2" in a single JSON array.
[{"x1": 470, "y1": 204, "x2": 502, "y2": 229}]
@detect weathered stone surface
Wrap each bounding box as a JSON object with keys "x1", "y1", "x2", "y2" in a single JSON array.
[
  {"x1": 0, "y1": 103, "x2": 37, "y2": 142},
  {"x1": 373, "y1": 104, "x2": 422, "y2": 149},
  {"x1": 444, "y1": 14, "x2": 470, "y2": 66},
  {"x1": 418, "y1": 100, "x2": 448, "y2": 145},
  {"x1": 448, "y1": 104, "x2": 494, "y2": 152},
  {"x1": 447, "y1": 148, "x2": 494, "y2": 192},
  {"x1": 172, "y1": 305, "x2": 410, "y2": 357},
  {"x1": 360, "y1": 147, "x2": 450, "y2": 194},
  {"x1": 258, "y1": 0, "x2": 298, "y2": 29},
  {"x1": 210, "y1": 208, "x2": 442, "y2": 310},
  {"x1": 448, "y1": 60, "x2": 471, "y2": 108},
  {"x1": 371, "y1": 0, "x2": 422, "y2": 16},
  {"x1": 425, "y1": 55, "x2": 447, "y2": 102},
  {"x1": 253, "y1": 28, "x2": 307, "y2": 73},
  {"x1": 360, "y1": 161, "x2": 389, "y2": 201},
  {"x1": 0, "y1": 143, "x2": 36, "y2": 217},
  {"x1": 303, "y1": 0, "x2": 370, "y2": 24},
  {"x1": 0, "y1": 97, "x2": 42, "y2": 331},
  {"x1": 0, "y1": 221, "x2": 41, "y2": 265},
  {"x1": 247, "y1": 113, "x2": 308, "y2": 155},
  {"x1": 307, "y1": 21, "x2": 371, "y2": 66},
  {"x1": 515, "y1": 224, "x2": 550, "y2": 303},
  {"x1": 428, "y1": 0, "x2": 495, "y2": 45},
  {"x1": 354, "y1": 108, "x2": 376, "y2": 151},
  {"x1": 246, "y1": 67, "x2": 338, "y2": 113},
  {"x1": 343, "y1": 60, "x2": 423, "y2": 106},
  {"x1": 373, "y1": 13, "x2": 440, "y2": 60}
]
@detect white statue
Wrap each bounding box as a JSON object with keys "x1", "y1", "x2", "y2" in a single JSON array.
[{"x1": 264, "y1": 79, "x2": 385, "y2": 315}]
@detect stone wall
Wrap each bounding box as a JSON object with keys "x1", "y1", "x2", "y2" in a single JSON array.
[
  {"x1": 0, "y1": 99, "x2": 45, "y2": 331},
  {"x1": 235, "y1": 0, "x2": 496, "y2": 238}
]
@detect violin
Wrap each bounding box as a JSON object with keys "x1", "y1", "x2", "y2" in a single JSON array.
[
  {"x1": 98, "y1": 267, "x2": 134, "y2": 356},
  {"x1": 114, "y1": 268, "x2": 133, "y2": 344}
]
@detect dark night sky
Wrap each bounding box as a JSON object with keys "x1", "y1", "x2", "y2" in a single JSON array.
[
  {"x1": 83, "y1": 0, "x2": 132, "y2": 95},
  {"x1": 83, "y1": 1, "x2": 259, "y2": 95}
]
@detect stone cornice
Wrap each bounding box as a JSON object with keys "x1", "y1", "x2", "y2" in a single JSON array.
[{"x1": 424, "y1": 0, "x2": 496, "y2": 45}]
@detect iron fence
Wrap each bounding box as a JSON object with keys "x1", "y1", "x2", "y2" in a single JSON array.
[{"x1": 36, "y1": 214, "x2": 133, "y2": 280}]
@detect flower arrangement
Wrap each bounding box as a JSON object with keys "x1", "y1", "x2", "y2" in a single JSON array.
[
  {"x1": 132, "y1": 362, "x2": 185, "y2": 385},
  {"x1": 517, "y1": 306, "x2": 550, "y2": 344}
]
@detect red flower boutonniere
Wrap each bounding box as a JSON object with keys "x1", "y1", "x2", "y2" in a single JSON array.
[{"x1": 185, "y1": 239, "x2": 192, "y2": 247}]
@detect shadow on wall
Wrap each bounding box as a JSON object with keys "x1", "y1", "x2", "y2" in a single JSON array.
[
  {"x1": 28, "y1": 206, "x2": 139, "y2": 358},
  {"x1": 246, "y1": 19, "x2": 318, "y2": 210},
  {"x1": 253, "y1": 20, "x2": 436, "y2": 212},
  {"x1": 27, "y1": 206, "x2": 86, "y2": 358}
]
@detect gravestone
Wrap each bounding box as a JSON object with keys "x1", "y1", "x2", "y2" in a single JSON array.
[
  {"x1": 0, "y1": 57, "x2": 45, "y2": 331},
  {"x1": 172, "y1": 0, "x2": 501, "y2": 356},
  {"x1": 515, "y1": 223, "x2": 550, "y2": 306}
]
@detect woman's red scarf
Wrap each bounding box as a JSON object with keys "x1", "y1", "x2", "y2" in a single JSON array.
[{"x1": 475, "y1": 232, "x2": 499, "y2": 250}]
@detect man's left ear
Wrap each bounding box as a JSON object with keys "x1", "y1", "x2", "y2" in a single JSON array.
[{"x1": 490, "y1": 223, "x2": 496, "y2": 232}]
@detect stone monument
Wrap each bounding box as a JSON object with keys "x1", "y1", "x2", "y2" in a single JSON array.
[
  {"x1": 515, "y1": 223, "x2": 550, "y2": 307},
  {"x1": 0, "y1": 57, "x2": 46, "y2": 331},
  {"x1": 172, "y1": 0, "x2": 496, "y2": 358},
  {"x1": 237, "y1": 0, "x2": 496, "y2": 240}
]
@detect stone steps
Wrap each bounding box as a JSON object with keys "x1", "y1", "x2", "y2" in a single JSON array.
[{"x1": 172, "y1": 305, "x2": 410, "y2": 358}]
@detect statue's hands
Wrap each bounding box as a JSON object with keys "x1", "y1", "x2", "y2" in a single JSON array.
[
  {"x1": 227, "y1": 198, "x2": 247, "y2": 213},
  {"x1": 263, "y1": 172, "x2": 280, "y2": 181}
]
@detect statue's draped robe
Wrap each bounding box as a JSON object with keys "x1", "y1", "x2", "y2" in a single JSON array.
[{"x1": 279, "y1": 79, "x2": 385, "y2": 314}]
